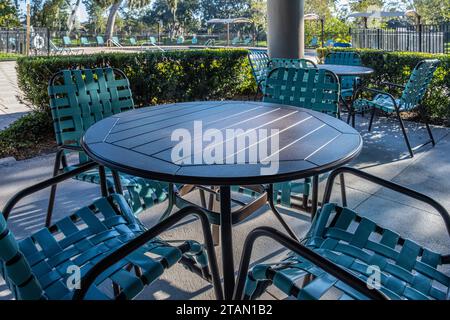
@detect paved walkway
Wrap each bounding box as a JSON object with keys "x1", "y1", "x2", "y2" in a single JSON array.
[
  {"x1": 0, "y1": 113, "x2": 449, "y2": 300},
  {"x1": 0, "y1": 61, "x2": 31, "y2": 130}
]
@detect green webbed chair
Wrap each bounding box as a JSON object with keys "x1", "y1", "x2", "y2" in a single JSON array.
[
  {"x1": 0, "y1": 164, "x2": 221, "y2": 300},
  {"x1": 353, "y1": 59, "x2": 440, "y2": 158},
  {"x1": 234, "y1": 167, "x2": 450, "y2": 301},
  {"x1": 129, "y1": 37, "x2": 137, "y2": 46},
  {"x1": 62, "y1": 36, "x2": 72, "y2": 47},
  {"x1": 325, "y1": 51, "x2": 362, "y2": 100},
  {"x1": 47, "y1": 68, "x2": 168, "y2": 226},
  {"x1": 263, "y1": 66, "x2": 341, "y2": 210},
  {"x1": 80, "y1": 37, "x2": 91, "y2": 46},
  {"x1": 248, "y1": 49, "x2": 270, "y2": 95},
  {"x1": 96, "y1": 36, "x2": 105, "y2": 46},
  {"x1": 269, "y1": 58, "x2": 317, "y2": 70},
  {"x1": 112, "y1": 36, "x2": 121, "y2": 46}
]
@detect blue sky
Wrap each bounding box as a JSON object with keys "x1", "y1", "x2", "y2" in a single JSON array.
[{"x1": 19, "y1": 0, "x2": 89, "y2": 22}]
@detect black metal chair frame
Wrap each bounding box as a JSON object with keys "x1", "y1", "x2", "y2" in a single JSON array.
[{"x1": 353, "y1": 84, "x2": 435, "y2": 158}]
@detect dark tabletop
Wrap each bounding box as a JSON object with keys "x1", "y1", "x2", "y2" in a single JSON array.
[
  {"x1": 82, "y1": 101, "x2": 363, "y2": 185},
  {"x1": 317, "y1": 64, "x2": 374, "y2": 76}
]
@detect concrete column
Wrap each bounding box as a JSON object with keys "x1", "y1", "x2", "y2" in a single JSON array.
[{"x1": 267, "y1": 0, "x2": 305, "y2": 59}]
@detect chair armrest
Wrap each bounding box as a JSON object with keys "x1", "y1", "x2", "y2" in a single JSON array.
[
  {"x1": 233, "y1": 226, "x2": 389, "y2": 300},
  {"x1": 353, "y1": 87, "x2": 399, "y2": 110},
  {"x1": 59, "y1": 144, "x2": 84, "y2": 152},
  {"x1": 322, "y1": 167, "x2": 450, "y2": 241},
  {"x1": 381, "y1": 82, "x2": 405, "y2": 90},
  {"x1": 73, "y1": 205, "x2": 223, "y2": 300},
  {"x1": 1, "y1": 162, "x2": 97, "y2": 220}
]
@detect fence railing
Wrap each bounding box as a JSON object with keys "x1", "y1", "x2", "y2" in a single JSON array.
[
  {"x1": 351, "y1": 24, "x2": 450, "y2": 54},
  {"x1": 0, "y1": 28, "x2": 266, "y2": 55},
  {"x1": 0, "y1": 28, "x2": 50, "y2": 55}
]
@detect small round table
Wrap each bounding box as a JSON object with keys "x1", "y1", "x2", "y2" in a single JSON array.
[
  {"x1": 82, "y1": 100, "x2": 363, "y2": 300},
  {"x1": 317, "y1": 64, "x2": 374, "y2": 77},
  {"x1": 318, "y1": 64, "x2": 374, "y2": 127}
]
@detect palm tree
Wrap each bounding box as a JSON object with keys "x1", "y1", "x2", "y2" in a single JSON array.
[
  {"x1": 98, "y1": 0, "x2": 152, "y2": 42},
  {"x1": 166, "y1": 0, "x2": 178, "y2": 37}
]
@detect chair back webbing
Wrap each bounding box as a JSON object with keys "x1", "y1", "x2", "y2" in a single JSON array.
[
  {"x1": 325, "y1": 51, "x2": 362, "y2": 91},
  {"x1": 325, "y1": 51, "x2": 362, "y2": 66},
  {"x1": 248, "y1": 49, "x2": 270, "y2": 85},
  {"x1": 48, "y1": 68, "x2": 135, "y2": 163},
  {"x1": 263, "y1": 67, "x2": 340, "y2": 116},
  {"x1": 400, "y1": 59, "x2": 440, "y2": 110},
  {"x1": 269, "y1": 58, "x2": 317, "y2": 70},
  {"x1": 0, "y1": 213, "x2": 44, "y2": 300}
]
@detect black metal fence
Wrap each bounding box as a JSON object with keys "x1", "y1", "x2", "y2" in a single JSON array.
[
  {"x1": 351, "y1": 24, "x2": 450, "y2": 54},
  {"x1": 0, "y1": 28, "x2": 50, "y2": 55}
]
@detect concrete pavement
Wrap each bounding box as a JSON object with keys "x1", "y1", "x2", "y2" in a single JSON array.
[{"x1": 0, "y1": 61, "x2": 31, "y2": 130}]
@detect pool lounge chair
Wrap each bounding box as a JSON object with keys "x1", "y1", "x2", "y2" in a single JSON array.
[
  {"x1": 49, "y1": 40, "x2": 69, "y2": 55},
  {"x1": 61, "y1": 36, "x2": 84, "y2": 54},
  {"x1": 96, "y1": 36, "x2": 105, "y2": 46},
  {"x1": 232, "y1": 37, "x2": 241, "y2": 46},
  {"x1": 80, "y1": 37, "x2": 92, "y2": 46},
  {"x1": 243, "y1": 37, "x2": 253, "y2": 46},
  {"x1": 129, "y1": 37, "x2": 137, "y2": 46},
  {"x1": 176, "y1": 36, "x2": 185, "y2": 44}
]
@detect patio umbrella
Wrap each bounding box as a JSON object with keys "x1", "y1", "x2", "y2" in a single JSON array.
[{"x1": 206, "y1": 18, "x2": 253, "y2": 46}]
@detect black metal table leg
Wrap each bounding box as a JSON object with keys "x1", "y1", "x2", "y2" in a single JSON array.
[
  {"x1": 311, "y1": 175, "x2": 319, "y2": 220},
  {"x1": 220, "y1": 186, "x2": 234, "y2": 300}
]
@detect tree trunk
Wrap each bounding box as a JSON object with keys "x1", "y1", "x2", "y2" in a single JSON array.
[
  {"x1": 67, "y1": 0, "x2": 81, "y2": 34},
  {"x1": 105, "y1": 1, "x2": 122, "y2": 42}
]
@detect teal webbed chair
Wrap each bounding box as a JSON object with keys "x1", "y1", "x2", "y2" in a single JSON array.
[
  {"x1": 96, "y1": 36, "x2": 105, "y2": 46},
  {"x1": 353, "y1": 59, "x2": 440, "y2": 158},
  {"x1": 269, "y1": 58, "x2": 317, "y2": 70},
  {"x1": 47, "y1": 68, "x2": 168, "y2": 227},
  {"x1": 80, "y1": 37, "x2": 91, "y2": 46},
  {"x1": 129, "y1": 37, "x2": 137, "y2": 46},
  {"x1": 248, "y1": 49, "x2": 270, "y2": 96},
  {"x1": 0, "y1": 163, "x2": 222, "y2": 300},
  {"x1": 111, "y1": 36, "x2": 121, "y2": 46},
  {"x1": 263, "y1": 66, "x2": 342, "y2": 212},
  {"x1": 234, "y1": 167, "x2": 450, "y2": 300},
  {"x1": 325, "y1": 51, "x2": 362, "y2": 101},
  {"x1": 62, "y1": 36, "x2": 84, "y2": 54}
]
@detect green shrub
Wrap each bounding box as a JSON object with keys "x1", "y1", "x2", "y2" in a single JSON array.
[
  {"x1": 0, "y1": 111, "x2": 54, "y2": 159},
  {"x1": 0, "y1": 53, "x2": 21, "y2": 61},
  {"x1": 316, "y1": 47, "x2": 450, "y2": 123},
  {"x1": 16, "y1": 49, "x2": 255, "y2": 113}
]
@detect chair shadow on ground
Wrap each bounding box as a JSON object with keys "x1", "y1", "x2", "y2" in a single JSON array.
[{"x1": 349, "y1": 113, "x2": 449, "y2": 170}]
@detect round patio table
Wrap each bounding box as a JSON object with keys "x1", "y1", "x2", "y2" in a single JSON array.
[
  {"x1": 81, "y1": 100, "x2": 363, "y2": 300},
  {"x1": 318, "y1": 64, "x2": 374, "y2": 127}
]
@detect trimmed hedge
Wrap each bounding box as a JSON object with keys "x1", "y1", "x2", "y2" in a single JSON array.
[
  {"x1": 317, "y1": 47, "x2": 450, "y2": 123},
  {"x1": 0, "y1": 53, "x2": 21, "y2": 61},
  {"x1": 16, "y1": 48, "x2": 255, "y2": 113},
  {"x1": 0, "y1": 111, "x2": 54, "y2": 159}
]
